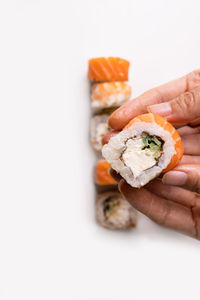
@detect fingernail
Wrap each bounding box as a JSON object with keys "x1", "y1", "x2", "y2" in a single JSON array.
[
  {"x1": 148, "y1": 102, "x2": 172, "y2": 117},
  {"x1": 162, "y1": 171, "x2": 187, "y2": 186}
]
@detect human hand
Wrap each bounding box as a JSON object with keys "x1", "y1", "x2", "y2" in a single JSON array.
[{"x1": 105, "y1": 70, "x2": 200, "y2": 238}]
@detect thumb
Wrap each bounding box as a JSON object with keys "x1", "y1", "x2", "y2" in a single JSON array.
[{"x1": 148, "y1": 86, "x2": 200, "y2": 124}]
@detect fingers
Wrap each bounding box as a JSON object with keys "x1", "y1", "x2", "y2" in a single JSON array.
[
  {"x1": 109, "y1": 70, "x2": 200, "y2": 130},
  {"x1": 180, "y1": 155, "x2": 200, "y2": 165},
  {"x1": 102, "y1": 130, "x2": 119, "y2": 146},
  {"x1": 181, "y1": 134, "x2": 200, "y2": 155},
  {"x1": 119, "y1": 180, "x2": 197, "y2": 237},
  {"x1": 149, "y1": 86, "x2": 200, "y2": 124},
  {"x1": 146, "y1": 179, "x2": 200, "y2": 207},
  {"x1": 178, "y1": 125, "x2": 200, "y2": 136},
  {"x1": 162, "y1": 164, "x2": 200, "y2": 191}
]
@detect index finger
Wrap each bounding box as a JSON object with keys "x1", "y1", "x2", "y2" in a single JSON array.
[
  {"x1": 109, "y1": 70, "x2": 200, "y2": 130},
  {"x1": 119, "y1": 180, "x2": 197, "y2": 238}
]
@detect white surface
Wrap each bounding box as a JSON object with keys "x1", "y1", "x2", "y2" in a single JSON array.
[{"x1": 0, "y1": 0, "x2": 200, "y2": 299}]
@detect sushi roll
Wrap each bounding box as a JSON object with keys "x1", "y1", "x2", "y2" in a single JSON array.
[
  {"x1": 95, "y1": 160, "x2": 117, "y2": 186},
  {"x1": 102, "y1": 113, "x2": 183, "y2": 188},
  {"x1": 88, "y1": 57, "x2": 130, "y2": 82},
  {"x1": 91, "y1": 82, "x2": 131, "y2": 112},
  {"x1": 90, "y1": 114, "x2": 110, "y2": 151},
  {"x1": 96, "y1": 191, "x2": 137, "y2": 230}
]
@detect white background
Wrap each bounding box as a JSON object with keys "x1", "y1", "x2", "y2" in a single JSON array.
[{"x1": 0, "y1": 0, "x2": 200, "y2": 299}]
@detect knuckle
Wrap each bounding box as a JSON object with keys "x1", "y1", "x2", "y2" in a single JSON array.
[
  {"x1": 189, "y1": 171, "x2": 200, "y2": 191},
  {"x1": 187, "y1": 70, "x2": 200, "y2": 90},
  {"x1": 175, "y1": 93, "x2": 191, "y2": 111},
  {"x1": 190, "y1": 191, "x2": 200, "y2": 239},
  {"x1": 192, "y1": 192, "x2": 200, "y2": 208},
  {"x1": 182, "y1": 91, "x2": 197, "y2": 109},
  {"x1": 190, "y1": 88, "x2": 200, "y2": 107},
  {"x1": 177, "y1": 88, "x2": 200, "y2": 116},
  {"x1": 191, "y1": 204, "x2": 200, "y2": 239}
]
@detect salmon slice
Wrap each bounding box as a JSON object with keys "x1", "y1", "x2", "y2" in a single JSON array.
[
  {"x1": 95, "y1": 160, "x2": 117, "y2": 185},
  {"x1": 88, "y1": 57, "x2": 130, "y2": 82},
  {"x1": 124, "y1": 113, "x2": 184, "y2": 173},
  {"x1": 91, "y1": 81, "x2": 131, "y2": 111}
]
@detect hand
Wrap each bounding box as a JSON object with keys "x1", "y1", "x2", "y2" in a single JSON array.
[{"x1": 105, "y1": 70, "x2": 200, "y2": 239}]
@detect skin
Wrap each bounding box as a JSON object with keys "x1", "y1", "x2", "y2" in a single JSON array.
[{"x1": 105, "y1": 69, "x2": 200, "y2": 239}]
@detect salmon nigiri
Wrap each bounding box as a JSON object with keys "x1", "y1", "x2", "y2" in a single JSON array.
[
  {"x1": 88, "y1": 57, "x2": 130, "y2": 82},
  {"x1": 91, "y1": 82, "x2": 131, "y2": 112},
  {"x1": 95, "y1": 160, "x2": 117, "y2": 186},
  {"x1": 102, "y1": 113, "x2": 183, "y2": 188}
]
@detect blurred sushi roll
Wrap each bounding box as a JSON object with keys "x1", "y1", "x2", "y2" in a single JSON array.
[
  {"x1": 88, "y1": 57, "x2": 130, "y2": 82},
  {"x1": 90, "y1": 114, "x2": 110, "y2": 151},
  {"x1": 102, "y1": 113, "x2": 183, "y2": 188},
  {"x1": 95, "y1": 160, "x2": 117, "y2": 186},
  {"x1": 91, "y1": 82, "x2": 131, "y2": 112},
  {"x1": 96, "y1": 191, "x2": 137, "y2": 230}
]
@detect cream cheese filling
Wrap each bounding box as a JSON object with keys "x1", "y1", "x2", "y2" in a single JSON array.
[{"x1": 122, "y1": 137, "x2": 160, "y2": 178}]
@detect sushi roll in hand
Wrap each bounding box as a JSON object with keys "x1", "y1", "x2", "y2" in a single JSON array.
[
  {"x1": 96, "y1": 191, "x2": 137, "y2": 230},
  {"x1": 102, "y1": 113, "x2": 183, "y2": 188}
]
